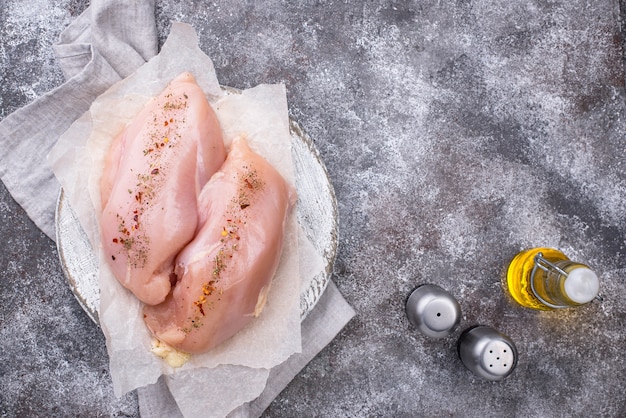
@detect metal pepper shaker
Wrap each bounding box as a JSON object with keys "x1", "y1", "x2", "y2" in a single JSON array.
[{"x1": 406, "y1": 284, "x2": 461, "y2": 338}]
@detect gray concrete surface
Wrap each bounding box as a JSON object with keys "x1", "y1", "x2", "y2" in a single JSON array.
[{"x1": 2, "y1": 0, "x2": 626, "y2": 416}]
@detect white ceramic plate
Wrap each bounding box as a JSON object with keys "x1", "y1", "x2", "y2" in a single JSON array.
[{"x1": 55, "y1": 119, "x2": 337, "y2": 324}]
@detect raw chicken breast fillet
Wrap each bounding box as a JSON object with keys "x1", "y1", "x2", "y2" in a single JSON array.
[
  {"x1": 143, "y1": 136, "x2": 295, "y2": 353},
  {"x1": 100, "y1": 72, "x2": 226, "y2": 305}
]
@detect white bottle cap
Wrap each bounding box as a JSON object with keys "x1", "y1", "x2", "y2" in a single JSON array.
[{"x1": 564, "y1": 267, "x2": 599, "y2": 304}]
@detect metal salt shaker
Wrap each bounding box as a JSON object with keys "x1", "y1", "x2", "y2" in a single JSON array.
[{"x1": 457, "y1": 325, "x2": 518, "y2": 381}]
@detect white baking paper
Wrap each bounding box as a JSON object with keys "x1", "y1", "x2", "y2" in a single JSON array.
[{"x1": 49, "y1": 22, "x2": 314, "y2": 416}]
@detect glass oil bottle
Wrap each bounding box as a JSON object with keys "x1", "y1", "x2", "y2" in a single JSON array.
[{"x1": 505, "y1": 247, "x2": 600, "y2": 310}]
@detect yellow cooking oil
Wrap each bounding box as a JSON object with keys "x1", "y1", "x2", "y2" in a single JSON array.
[{"x1": 505, "y1": 247, "x2": 599, "y2": 310}]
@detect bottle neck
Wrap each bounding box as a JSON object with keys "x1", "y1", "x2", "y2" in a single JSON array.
[{"x1": 531, "y1": 258, "x2": 599, "y2": 308}]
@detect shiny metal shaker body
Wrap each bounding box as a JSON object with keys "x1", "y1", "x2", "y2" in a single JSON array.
[
  {"x1": 406, "y1": 284, "x2": 461, "y2": 338},
  {"x1": 457, "y1": 326, "x2": 517, "y2": 381}
]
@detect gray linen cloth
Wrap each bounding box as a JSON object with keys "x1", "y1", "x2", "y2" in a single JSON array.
[
  {"x1": 0, "y1": 0, "x2": 355, "y2": 416},
  {"x1": 0, "y1": 0, "x2": 158, "y2": 240}
]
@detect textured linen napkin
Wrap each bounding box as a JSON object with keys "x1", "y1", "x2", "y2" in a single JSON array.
[
  {"x1": 0, "y1": 0, "x2": 158, "y2": 240},
  {"x1": 0, "y1": 1, "x2": 355, "y2": 417}
]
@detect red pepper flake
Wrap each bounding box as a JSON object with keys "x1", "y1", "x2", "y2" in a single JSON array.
[
  {"x1": 112, "y1": 238, "x2": 118, "y2": 243},
  {"x1": 133, "y1": 214, "x2": 139, "y2": 222},
  {"x1": 151, "y1": 168, "x2": 159, "y2": 175},
  {"x1": 164, "y1": 120, "x2": 169, "y2": 126},
  {"x1": 202, "y1": 281, "x2": 216, "y2": 296},
  {"x1": 194, "y1": 300, "x2": 206, "y2": 316}
]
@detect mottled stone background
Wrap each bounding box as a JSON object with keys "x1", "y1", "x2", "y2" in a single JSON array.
[{"x1": 1, "y1": 1, "x2": 625, "y2": 416}]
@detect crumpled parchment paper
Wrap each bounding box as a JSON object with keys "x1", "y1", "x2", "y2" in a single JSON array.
[{"x1": 49, "y1": 22, "x2": 318, "y2": 417}]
